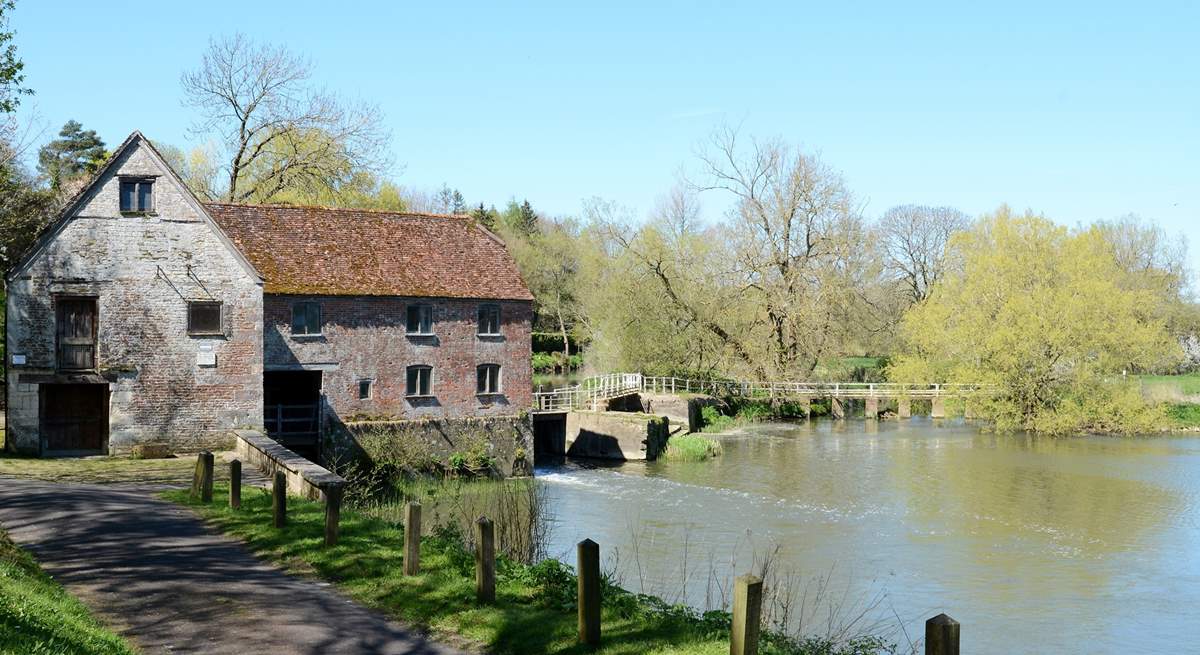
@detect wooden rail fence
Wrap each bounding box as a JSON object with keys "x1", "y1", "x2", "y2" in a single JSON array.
[{"x1": 190, "y1": 453, "x2": 964, "y2": 653}]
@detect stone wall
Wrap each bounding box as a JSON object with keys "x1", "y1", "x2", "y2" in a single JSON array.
[
  {"x1": 336, "y1": 414, "x2": 533, "y2": 477},
  {"x1": 264, "y1": 294, "x2": 532, "y2": 422},
  {"x1": 4, "y1": 137, "x2": 264, "y2": 454}
]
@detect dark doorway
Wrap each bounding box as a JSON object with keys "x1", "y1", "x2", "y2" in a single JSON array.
[
  {"x1": 264, "y1": 371, "x2": 322, "y2": 457},
  {"x1": 533, "y1": 412, "x2": 567, "y2": 465},
  {"x1": 40, "y1": 383, "x2": 109, "y2": 454}
]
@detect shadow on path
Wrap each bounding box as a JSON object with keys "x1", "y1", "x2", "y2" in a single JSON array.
[{"x1": 0, "y1": 477, "x2": 468, "y2": 655}]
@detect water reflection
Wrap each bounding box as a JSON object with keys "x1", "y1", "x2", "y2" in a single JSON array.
[{"x1": 537, "y1": 419, "x2": 1200, "y2": 653}]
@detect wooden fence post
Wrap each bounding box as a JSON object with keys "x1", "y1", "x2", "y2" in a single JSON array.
[
  {"x1": 404, "y1": 502, "x2": 422, "y2": 575},
  {"x1": 272, "y1": 471, "x2": 286, "y2": 528},
  {"x1": 730, "y1": 574, "x2": 763, "y2": 655},
  {"x1": 324, "y1": 484, "x2": 343, "y2": 547},
  {"x1": 229, "y1": 459, "x2": 241, "y2": 509},
  {"x1": 194, "y1": 451, "x2": 214, "y2": 503},
  {"x1": 924, "y1": 613, "x2": 960, "y2": 655},
  {"x1": 577, "y1": 538, "x2": 601, "y2": 646},
  {"x1": 475, "y1": 516, "x2": 495, "y2": 603},
  {"x1": 190, "y1": 454, "x2": 203, "y2": 497}
]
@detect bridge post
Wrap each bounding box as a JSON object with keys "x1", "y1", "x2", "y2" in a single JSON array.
[
  {"x1": 931, "y1": 396, "x2": 946, "y2": 419},
  {"x1": 865, "y1": 397, "x2": 879, "y2": 420},
  {"x1": 831, "y1": 397, "x2": 845, "y2": 420},
  {"x1": 800, "y1": 396, "x2": 811, "y2": 419},
  {"x1": 898, "y1": 398, "x2": 911, "y2": 419}
]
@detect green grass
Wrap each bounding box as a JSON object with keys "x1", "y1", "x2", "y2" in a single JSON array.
[
  {"x1": 663, "y1": 434, "x2": 724, "y2": 462},
  {"x1": 0, "y1": 531, "x2": 135, "y2": 655},
  {"x1": 1165, "y1": 403, "x2": 1200, "y2": 429},
  {"x1": 164, "y1": 484, "x2": 889, "y2": 655},
  {"x1": 1138, "y1": 373, "x2": 1200, "y2": 401},
  {"x1": 0, "y1": 452, "x2": 227, "y2": 485}
]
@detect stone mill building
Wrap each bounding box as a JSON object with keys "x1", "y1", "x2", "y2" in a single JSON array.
[{"x1": 4, "y1": 132, "x2": 534, "y2": 472}]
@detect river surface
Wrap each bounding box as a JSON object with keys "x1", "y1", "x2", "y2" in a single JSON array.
[{"x1": 535, "y1": 419, "x2": 1200, "y2": 654}]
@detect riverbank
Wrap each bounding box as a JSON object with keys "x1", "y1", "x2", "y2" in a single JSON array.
[
  {"x1": 165, "y1": 482, "x2": 896, "y2": 655},
  {"x1": 0, "y1": 529, "x2": 134, "y2": 655}
]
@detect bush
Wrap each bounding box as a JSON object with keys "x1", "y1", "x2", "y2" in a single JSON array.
[{"x1": 531, "y1": 352, "x2": 556, "y2": 373}]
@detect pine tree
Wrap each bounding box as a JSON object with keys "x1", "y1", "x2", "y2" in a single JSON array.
[
  {"x1": 37, "y1": 120, "x2": 107, "y2": 189},
  {"x1": 470, "y1": 202, "x2": 499, "y2": 230}
]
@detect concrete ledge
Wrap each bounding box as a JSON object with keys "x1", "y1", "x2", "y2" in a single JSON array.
[
  {"x1": 233, "y1": 430, "x2": 345, "y2": 502},
  {"x1": 565, "y1": 411, "x2": 669, "y2": 461}
]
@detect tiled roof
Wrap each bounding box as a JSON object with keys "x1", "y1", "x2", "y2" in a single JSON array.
[{"x1": 204, "y1": 203, "x2": 534, "y2": 301}]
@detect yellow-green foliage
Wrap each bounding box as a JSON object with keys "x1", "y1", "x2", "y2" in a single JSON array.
[
  {"x1": 891, "y1": 208, "x2": 1181, "y2": 435},
  {"x1": 0, "y1": 532, "x2": 134, "y2": 655}
]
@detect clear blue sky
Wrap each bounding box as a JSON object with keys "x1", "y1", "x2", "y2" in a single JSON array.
[{"x1": 12, "y1": 1, "x2": 1200, "y2": 271}]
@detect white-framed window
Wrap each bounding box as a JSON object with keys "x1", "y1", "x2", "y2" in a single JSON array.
[
  {"x1": 477, "y1": 304, "x2": 501, "y2": 336},
  {"x1": 358, "y1": 379, "x2": 373, "y2": 400},
  {"x1": 406, "y1": 304, "x2": 433, "y2": 335},
  {"x1": 406, "y1": 365, "x2": 433, "y2": 397},
  {"x1": 477, "y1": 364, "x2": 501, "y2": 395}
]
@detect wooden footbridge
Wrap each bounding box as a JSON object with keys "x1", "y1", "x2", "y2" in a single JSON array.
[{"x1": 532, "y1": 373, "x2": 977, "y2": 418}]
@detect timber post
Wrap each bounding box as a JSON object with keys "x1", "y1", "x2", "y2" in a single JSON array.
[
  {"x1": 577, "y1": 538, "x2": 601, "y2": 646},
  {"x1": 324, "y1": 484, "x2": 343, "y2": 547},
  {"x1": 475, "y1": 516, "x2": 496, "y2": 603},
  {"x1": 229, "y1": 459, "x2": 241, "y2": 509},
  {"x1": 404, "y1": 502, "x2": 422, "y2": 575},
  {"x1": 924, "y1": 613, "x2": 960, "y2": 655},
  {"x1": 730, "y1": 574, "x2": 763, "y2": 655},
  {"x1": 199, "y1": 451, "x2": 216, "y2": 501},
  {"x1": 272, "y1": 471, "x2": 286, "y2": 528}
]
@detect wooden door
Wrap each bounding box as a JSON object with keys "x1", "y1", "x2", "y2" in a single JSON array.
[
  {"x1": 41, "y1": 384, "x2": 108, "y2": 452},
  {"x1": 56, "y1": 297, "x2": 97, "y2": 371}
]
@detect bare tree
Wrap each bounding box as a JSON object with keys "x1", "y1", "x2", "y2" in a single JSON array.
[
  {"x1": 181, "y1": 33, "x2": 390, "y2": 203},
  {"x1": 876, "y1": 204, "x2": 970, "y2": 304},
  {"x1": 691, "y1": 126, "x2": 870, "y2": 378}
]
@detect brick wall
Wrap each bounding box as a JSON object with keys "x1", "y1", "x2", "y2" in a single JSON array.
[
  {"x1": 4, "y1": 138, "x2": 264, "y2": 454},
  {"x1": 263, "y1": 294, "x2": 533, "y2": 424}
]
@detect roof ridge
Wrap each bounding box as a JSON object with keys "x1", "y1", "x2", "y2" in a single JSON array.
[{"x1": 200, "y1": 201, "x2": 470, "y2": 221}]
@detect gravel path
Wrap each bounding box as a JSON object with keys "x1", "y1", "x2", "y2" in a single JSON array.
[{"x1": 0, "y1": 477, "x2": 469, "y2": 655}]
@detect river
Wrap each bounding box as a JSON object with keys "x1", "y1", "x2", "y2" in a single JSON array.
[{"x1": 535, "y1": 419, "x2": 1200, "y2": 654}]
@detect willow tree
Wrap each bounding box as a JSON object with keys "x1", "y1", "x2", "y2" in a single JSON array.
[{"x1": 891, "y1": 207, "x2": 1181, "y2": 435}]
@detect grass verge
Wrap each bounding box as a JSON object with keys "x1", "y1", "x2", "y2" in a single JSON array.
[
  {"x1": 164, "y1": 483, "x2": 893, "y2": 655},
  {"x1": 0, "y1": 452, "x2": 229, "y2": 485},
  {"x1": 663, "y1": 434, "x2": 724, "y2": 462},
  {"x1": 0, "y1": 531, "x2": 135, "y2": 655}
]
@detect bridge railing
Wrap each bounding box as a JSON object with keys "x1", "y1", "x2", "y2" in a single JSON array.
[
  {"x1": 533, "y1": 373, "x2": 644, "y2": 413},
  {"x1": 639, "y1": 376, "x2": 981, "y2": 399},
  {"x1": 532, "y1": 373, "x2": 983, "y2": 413}
]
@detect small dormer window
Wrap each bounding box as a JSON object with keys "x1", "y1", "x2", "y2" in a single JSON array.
[{"x1": 119, "y1": 177, "x2": 154, "y2": 213}]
